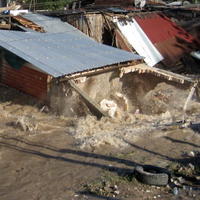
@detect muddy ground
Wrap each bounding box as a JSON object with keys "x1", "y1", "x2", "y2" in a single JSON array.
[{"x1": 0, "y1": 84, "x2": 200, "y2": 200}]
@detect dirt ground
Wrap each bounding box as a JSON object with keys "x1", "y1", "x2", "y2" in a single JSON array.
[{"x1": 0, "y1": 84, "x2": 200, "y2": 200}]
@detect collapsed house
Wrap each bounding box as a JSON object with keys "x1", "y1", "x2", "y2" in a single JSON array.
[
  {"x1": 0, "y1": 13, "x2": 198, "y2": 118},
  {"x1": 0, "y1": 13, "x2": 141, "y2": 117},
  {"x1": 58, "y1": 10, "x2": 199, "y2": 72}
]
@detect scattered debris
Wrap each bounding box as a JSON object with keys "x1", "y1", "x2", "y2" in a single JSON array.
[
  {"x1": 100, "y1": 99, "x2": 117, "y2": 118},
  {"x1": 83, "y1": 176, "x2": 121, "y2": 197},
  {"x1": 0, "y1": 3, "x2": 199, "y2": 200},
  {"x1": 12, "y1": 15, "x2": 45, "y2": 32},
  {"x1": 15, "y1": 115, "x2": 38, "y2": 132},
  {"x1": 172, "y1": 187, "x2": 179, "y2": 195}
]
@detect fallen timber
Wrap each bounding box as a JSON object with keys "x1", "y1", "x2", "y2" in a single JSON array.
[{"x1": 119, "y1": 64, "x2": 197, "y2": 84}]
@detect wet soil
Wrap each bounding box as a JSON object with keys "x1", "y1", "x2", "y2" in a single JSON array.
[{"x1": 0, "y1": 85, "x2": 200, "y2": 200}]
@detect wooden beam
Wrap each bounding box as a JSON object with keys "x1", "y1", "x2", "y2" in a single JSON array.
[
  {"x1": 68, "y1": 80, "x2": 108, "y2": 119},
  {"x1": 183, "y1": 81, "x2": 198, "y2": 121},
  {"x1": 0, "y1": 24, "x2": 11, "y2": 29},
  {"x1": 120, "y1": 63, "x2": 195, "y2": 84}
]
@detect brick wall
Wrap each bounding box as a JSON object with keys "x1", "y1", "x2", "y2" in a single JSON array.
[{"x1": 1, "y1": 60, "x2": 48, "y2": 100}]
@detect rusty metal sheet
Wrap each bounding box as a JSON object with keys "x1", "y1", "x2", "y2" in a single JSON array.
[
  {"x1": 134, "y1": 13, "x2": 195, "y2": 44},
  {"x1": 134, "y1": 12, "x2": 199, "y2": 66},
  {"x1": 115, "y1": 29, "x2": 133, "y2": 52},
  {"x1": 154, "y1": 37, "x2": 189, "y2": 66}
]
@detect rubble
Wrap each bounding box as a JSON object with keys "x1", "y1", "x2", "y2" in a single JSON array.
[
  {"x1": 0, "y1": 2, "x2": 199, "y2": 199},
  {"x1": 15, "y1": 115, "x2": 38, "y2": 132}
]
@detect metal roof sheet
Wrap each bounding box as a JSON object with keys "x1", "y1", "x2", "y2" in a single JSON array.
[
  {"x1": 23, "y1": 13, "x2": 84, "y2": 34},
  {"x1": 134, "y1": 13, "x2": 195, "y2": 44},
  {"x1": 114, "y1": 18, "x2": 163, "y2": 67},
  {"x1": 0, "y1": 30, "x2": 141, "y2": 77},
  {"x1": 134, "y1": 12, "x2": 199, "y2": 66}
]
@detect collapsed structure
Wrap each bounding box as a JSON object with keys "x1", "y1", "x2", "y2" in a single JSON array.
[
  {"x1": 61, "y1": 10, "x2": 199, "y2": 70},
  {"x1": 0, "y1": 14, "x2": 141, "y2": 116},
  {"x1": 0, "y1": 10, "x2": 199, "y2": 118}
]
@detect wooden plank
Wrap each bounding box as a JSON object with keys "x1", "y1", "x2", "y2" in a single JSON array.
[
  {"x1": 183, "y1": 82, "x2": 198, "y2": 121},
  {"x1": 120, "y1": 63, "x2": 195, "y2": 84},
  {"x1": 12, "y1": 15, "x2": 45, "y2": 33},
  {"x1": 59, "y1": 60, "x2": 141, "y2": 82},
  {"x1": 0, "y1": 24, "x2": 11, "y2": 29},
  {"x1": 68, "y1": 80, "x2": 108, "y2": 118},
  {"x1": 196, "y1": 84, "x2": 200, "y2": 101},
  {"x1": 115, "y1": 29, "x2": 133, "y2": 52}
]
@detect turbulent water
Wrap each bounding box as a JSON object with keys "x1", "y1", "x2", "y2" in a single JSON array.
[
  {"x1": 0, "y1": 82, "x2": 200, "y2": 150},
  {"x1": 68, "y1": 82, "x2": 200, "y2": 149}
]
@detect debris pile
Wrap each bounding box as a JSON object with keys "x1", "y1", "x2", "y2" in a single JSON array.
[
  {"x1": 68, "y1": 80, "x2": 200, "y2": 149},
  {"x1": 15, "y1": 115, "x2": 38, "y2": 132},
  {"x1": 0, "y1": 2, "x2": 200, "y2": 200}
]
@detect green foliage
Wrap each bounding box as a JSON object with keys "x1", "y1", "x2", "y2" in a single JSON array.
[{"x1": 19, "y1": 0, "x2": 74, "y2": 11}]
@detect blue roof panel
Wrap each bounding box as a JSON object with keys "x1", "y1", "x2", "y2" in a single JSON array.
[
  {"x1": 0, "y1": 14, "x2": 142, "y2": 77},
  {"x1": 23, "y1": 13, "x2": 84, "y2": 34}
]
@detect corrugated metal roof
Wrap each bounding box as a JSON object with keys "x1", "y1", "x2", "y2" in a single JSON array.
[
  {"x1": 134, "y1": 12, "x2": 199, "y2": 66},
  {"x1": 23, "y1": 13, "x2": 84, "y2": 34},
  {"x1": 0, "y1": 30, "x2": 141, "y2": 77},
  {"x1": 114, "y1": 18, "x2": 163, "y2": 67},
  {"x1": 134, "y1": 13, "x2": 194, "y2": 44}
]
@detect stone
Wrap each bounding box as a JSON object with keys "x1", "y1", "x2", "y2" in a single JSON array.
[
  {"x1": 177, "y1": 177, "x2": 186, "y2": 184},
  {"x1": 188, "y1": 151, "x2": 195, "y2": 157},
  {"x1": 174, "y1": 180, "x2": 181, "y2": 186},
  {"x1": 103, "y1": 186, "x2": 112, "y2": 193},
  {"x1": 114, "y1": 185, "x2": 118, "y2": 189},
  {"x1": 188, "y1": 163, "x2": 195, "y2": 170},
  {"x1": 114, "y1": 190, "x2": 120, "y2": 195},
  {"x1": 172, "y1": 187, "x2": 179, "y2": 195}
]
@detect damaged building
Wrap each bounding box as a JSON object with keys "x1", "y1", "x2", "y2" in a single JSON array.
[
  {"x1": 63, "y1": 11, "x2": 199, "y2": 69},
  {"x1": 0, "y1": 13, "x2": 198, "y2": 119},
  {"x1": 0, "y1": 13, "x2": 142, "y2": 117}
]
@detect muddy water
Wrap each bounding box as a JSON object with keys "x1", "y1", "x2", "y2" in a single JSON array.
[
  {"x1": 68, "y1": 82, "x2": 200, "y2": 150},
  {"x1": 0, "y1": 80, "x2": 200, "y2": 150},
  {"x1": 0, "y1": 84, "x2": 200, "y2": 200}
]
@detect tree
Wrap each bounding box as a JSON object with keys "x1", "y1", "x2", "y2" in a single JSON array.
[{"x1": 17, "y1": 0, "x2": 75, "y2": 10}]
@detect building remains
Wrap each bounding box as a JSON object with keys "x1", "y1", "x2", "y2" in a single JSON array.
[{"x1": 0, "y1": 2, "x2": 199, "y2": 118}]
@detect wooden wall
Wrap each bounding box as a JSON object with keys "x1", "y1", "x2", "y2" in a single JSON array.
[{"x1": 1, "y1": 59, "x2": 48, "y2": 100}]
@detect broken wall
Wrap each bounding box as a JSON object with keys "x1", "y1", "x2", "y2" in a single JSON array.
[
  {"x1": 121, "y1": 73, "x2": 191, "y2": 114},
  {"x1": 48, "y1": 66, "x2": 192, "y2": 118},
  {"x1": 49, "y1": 69, "x2": 123, "y2": 117}
]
